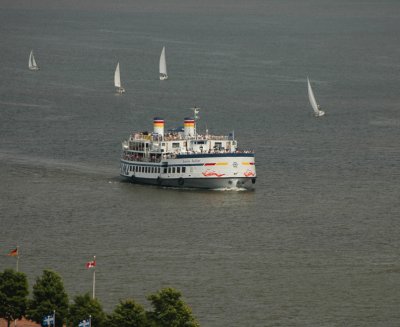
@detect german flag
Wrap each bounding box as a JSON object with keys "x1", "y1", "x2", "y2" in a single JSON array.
[{"x1": 7, "y1": 248, "x2": 18, "y2": 257}]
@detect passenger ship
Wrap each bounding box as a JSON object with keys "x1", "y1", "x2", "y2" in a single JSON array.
[{"x1": 120, "y1": 108, "x2": 256, "y2": 190}]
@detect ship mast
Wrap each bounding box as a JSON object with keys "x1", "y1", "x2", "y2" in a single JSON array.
[{"x1": 191, "y1": 106, "x2": 200, "y2": 140}]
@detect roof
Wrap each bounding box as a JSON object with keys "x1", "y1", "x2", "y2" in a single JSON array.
[{"x1": 0, "y1": 318, "x2": 40, "y2": 327}]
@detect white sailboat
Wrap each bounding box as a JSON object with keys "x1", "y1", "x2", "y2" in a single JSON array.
[
  {"x1": 307, "y1": 77, "x2": 325, "y2": 117},
  {"x1": 114, "y1": 62, "x2": 125, "y2": 94},
  {"x1": 28, "y1": 50, "x2": 39, "y2": 71},
  {"x1": 159, "y1": 46, "x2": 168, "y2": 80}
]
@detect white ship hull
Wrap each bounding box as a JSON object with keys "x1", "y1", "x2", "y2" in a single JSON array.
[{"x1": 120, "y1": 153, "x2": 256, "y2": 190}]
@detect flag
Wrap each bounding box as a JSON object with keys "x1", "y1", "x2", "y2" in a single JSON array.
[
  {"x1": 7, "y1": 248, "x2": 18, "y2": 257},
  {"x1": 78, "y1": 319, "x2": 91, "y2": 327},
  {"x1": 86, "y1": 260, "x2": 96, "y2": 269},
  {"x1": 42, "y1": 314, "x2": 55, "y2": 326}
]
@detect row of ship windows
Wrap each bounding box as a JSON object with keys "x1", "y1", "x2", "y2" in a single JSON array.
[{"x1": 128, "y1": 165, "x2": 187, "y2": 174}]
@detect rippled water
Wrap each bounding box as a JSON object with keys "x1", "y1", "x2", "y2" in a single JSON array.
[{"x1": 1, "y1": 1, "x2": 400, "y2": 326}]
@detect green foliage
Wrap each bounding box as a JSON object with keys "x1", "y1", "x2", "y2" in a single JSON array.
[
  {"x1": 27, "y1": 270, "x2": 69, "y2": 327},
  {"x1": 0, "y1": 269, "x2": 29, "y2": 326},
  {"x1": 147, "y1": 288, "x2": 199, "y2": 327},
  {"x1": 106, "y1": 299, "x2": 148, "y2": 327},
  {"x1": 69, "y1": 293, "x2": 106, "y2": 327}
]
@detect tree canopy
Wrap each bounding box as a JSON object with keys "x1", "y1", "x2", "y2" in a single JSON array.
[
  {"x1": 147, "y1": 288, "x2": 200, "y2": 327},
  {"x1": 0, "y1": 269, "x2": 29, "y2": 327},
  {"x1": 27, "y1": 269, "x2": 69, "y2": 327},
  {"x1": 106, "y1": 299, "x2": 148, "y2": 327},
  {"x1": 69, "y1": 293, "x2": 106, "y2": 327}
]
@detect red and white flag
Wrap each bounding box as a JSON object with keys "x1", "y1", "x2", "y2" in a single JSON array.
[
  {"x1": 86, "y1": 260, "x2": 96, "y2": 269},
  {"x1": 7, "y1": 248, "x2": 19, "y2": 257}
]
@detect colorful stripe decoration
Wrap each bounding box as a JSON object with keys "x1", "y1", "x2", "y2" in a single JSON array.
[
  {"x1": 153, "y1": 117, "x2": 164, "y2": 127},
  {"x1": 204, "y1": 162, "x2": 228, "y2": 166},
  {"x1": 184, "y1": 118, "x2": 195, "y2": 127},
  {"x1": 242, "y1": 162, "x2": 255, "y2": 165}
]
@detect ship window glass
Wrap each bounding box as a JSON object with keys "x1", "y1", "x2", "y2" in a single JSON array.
[
  {"x1": 135, "y1": 166, "x2": 138, "y2": 172},
  {"x1": 163, "y1": 168, "x2": 167, "y2": 174},
  {"x1": 146, "y1": 167, "x2": 149, "y2": 173},
  {"x1": 168, "y1": 167, "x2": 171, "y2": 173},
  {"x1": 177, "y1": 167, "x2": 180, "y2": 173},
  {"x1": 214, "y1": 142, "x2": 222, "y2": 150},
  {"x1": 141, "y1": 166, "x2": 143, "y2": 172},
  {"x1": 182, "y1": 167, "x2": 186, "y2": 173},
  {"x1": 172, "y1": 167, "x2": 176, "y2": 173},
  {"x1": 172, "y1": 142, "x2": 180, "y2": 148}
]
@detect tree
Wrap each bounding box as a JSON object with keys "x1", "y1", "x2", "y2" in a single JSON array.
[
  {"x1": 147, "y1": 288, "x2": 200, "y2": 327},
  {"x1": 0, "y1": 269, "x2": 29, "y2": 327},
  {"x1": 27, "y1": 270, "x2": 69, "y2": 327},
  {"x1": 69, "y1": 293, "x2": 106, "y2": 327},
  {"x1": 106, "y1": 299, "x2": 148, "y2": 327}
]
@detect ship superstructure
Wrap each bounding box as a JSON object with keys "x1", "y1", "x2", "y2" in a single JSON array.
[{"x1": 120, "y1": 108, "x2": 256, "y2": 189}]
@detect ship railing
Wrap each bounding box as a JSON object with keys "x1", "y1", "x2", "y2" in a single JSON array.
[
  {"x1": 129, "y1": 132, "x2": 232, "y2": 142},
  {"x1": 122, "y1": 154, "x2": 162, "y2": 163},
  {"x1": 172, "y1": 149, "x2": 254, "y2": 156},
  {"x1": 163, "y1": 134, "x2": 231, "y2": 141}
]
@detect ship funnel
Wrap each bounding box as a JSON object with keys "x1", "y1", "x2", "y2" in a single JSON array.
[
  {"x1": 184, "y1": 117, "x2": 195, "y2": 137},
  {"x1": 153, "y1": 117, "x2": 164, "y2": 137}
]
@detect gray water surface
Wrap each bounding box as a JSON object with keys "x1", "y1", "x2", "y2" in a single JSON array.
[{"x1": 1, "y1": 1, "x2": 400, "y2": 326}]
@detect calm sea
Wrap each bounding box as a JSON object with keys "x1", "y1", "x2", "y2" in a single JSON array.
[{"x1": 1, "y1": 1, "x2": 400, "y2": 326}]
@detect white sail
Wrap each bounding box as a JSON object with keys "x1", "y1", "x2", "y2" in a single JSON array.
[
  {"x1": 159, "y1": 46, "x2": 168, "y2": 80},
  {"x1": 307, "y1": 77, "x2": 324, "y2": 117},
  {"x1": 114, "y1": 62, "x2": 125, "y2": 93},
  {"x1": 29, "y1": 50, "x2": 39, "y2": 71},
  {"x1": 114, "y1": 62, "x2": 121, "y2": 88}
]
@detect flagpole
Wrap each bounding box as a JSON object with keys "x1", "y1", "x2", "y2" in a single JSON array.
[
  {"x1": 92, "y1": 256, "x2": 96, "y2": 299},
  {"x1": 14, "y1": 247, "x2": 19, "y2": 327},
  {"x1": 16, "y1": 246, "x2": 19, "y2": 272},
  {"x1": 89, "y1": 315, "x2": 92, "y2": 327}
]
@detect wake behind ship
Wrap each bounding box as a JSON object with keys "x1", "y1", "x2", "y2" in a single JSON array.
[{"x1": 120, "y1": 108, "x2": 256, "y2": 190}]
